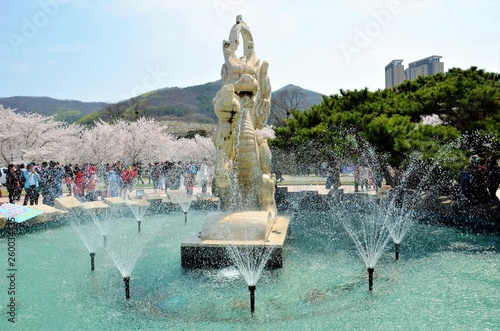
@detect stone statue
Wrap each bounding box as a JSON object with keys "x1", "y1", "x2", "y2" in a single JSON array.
[
  {"x1": 207, "y1": 15, "x2": 276, "y2": 238},
  {"x1": 183, "y1": 17, "x2": 289, "y2": 265}
]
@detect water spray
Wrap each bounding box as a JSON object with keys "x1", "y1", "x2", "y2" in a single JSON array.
[
  {"x1": 123, "y1": 276, "x2": 130, "y2": 300},
  {"x1": 394, "y1": 243, "x2": 400, "y2": 260},
  {"x1": 103, "y1": 235, "x2": 107, "y2": 248},
  {"x1": 248, "y1": 285, "x2": 256, "y2": 317},
  {"x1": 368, "y1": 268, "x2": 374, "y2": 291},
  {"x1": 90, "y1": 252, "x2": 95, "y2": 271}
]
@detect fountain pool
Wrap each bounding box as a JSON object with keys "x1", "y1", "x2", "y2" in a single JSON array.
[{"x1": 0, "y1": 210, "x2": 499, "y2": 330}]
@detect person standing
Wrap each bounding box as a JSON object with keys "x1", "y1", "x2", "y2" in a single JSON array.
[
  {"x1": 120, "y1": 166, "x2": 137, "y2": 199},
  {"x1": 23, "y1": 164, "x2": 40, "y2": 205},
  {"x1": 6, "y1": 164, "x2": 21, "y2": 204},
  {"x1": 64, "y1": 164, "x2": 74, "y2": 196},
  {"x1": 107, "y1": 166, "x2": 120, "y2": 197},
  {"x1": 73, "y1": 167, "x2": 85, "y2": 202},
  {"x1": 136, "y1": 163, "x2": 145, "y2": 184},
  {"x1": 199, "y1": 159, "x2": 209, "y2": 194},
  {"x1": 150, "y1": 162, "x2": 161, "y2": 193},
  {"x1": 186, "y1": 161, "x2": 198, "y2": 195},
  {"x1": 114, "y1": 161, "x2": 124, "y2": 198},
  {"x1": 53, "y1": 162, "x2": 64, "y2": 198},
  {"x1": 354, "y1": 165, "x2": 362, "y2": 192},
  {"x1": 14, "y1": 164, "x2": 25, "y2": 201},
  {"x1": 85, "y1": 165, "x2": 98, "y2": 201},
  {"x1": 486, "y1": 156, "x2": 500, "y2": 201}
]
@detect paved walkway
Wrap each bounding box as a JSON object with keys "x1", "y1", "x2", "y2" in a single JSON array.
[{"x1": 1, "y1": 180, "x2": 496, "y2": 204}]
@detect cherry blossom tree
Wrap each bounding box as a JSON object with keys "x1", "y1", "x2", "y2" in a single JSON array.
[
  {"x1": 171, "y1": 135, "x2": 215, "y2": 163},
  {"x1": 121, "y1": 117, "x2": 174, "y2": 164},
  {"x1": 77, "y1": 119, "x2": 126, "y2": 164},
  {"x1": 0, "y1": 105, "x2": 219, "y2": 166},
  {"x1": 0, "y1": 105, "x2": 82, "y2": 164}
]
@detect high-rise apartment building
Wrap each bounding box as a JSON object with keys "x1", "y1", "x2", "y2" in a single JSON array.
[
  {"x1": 385, "y1": 55, "x2": 444, "y2": 88},
  {"x1": 385, "y1": 60, "x2": 405, "y2": 89},
  {"x1": 405, "y1": 55, "x2": 444, "y2": 81}
]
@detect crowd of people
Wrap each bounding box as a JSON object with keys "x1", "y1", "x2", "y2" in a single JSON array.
[
  {"x1": 459, "y1": 155, "x2": 500, "y2": 205},
  {"x1": 322, "y1": 155, "x2": 500, "y2": 203},
  {"x1": 2, "y1": 156, "x2": 498, "y2": 207},
  {"x1": 1, "y1": 159, "x2": 215, "y2": 206}
]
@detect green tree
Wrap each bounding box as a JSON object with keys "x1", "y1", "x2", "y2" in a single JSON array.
[{"x1": 271, "y1": 67, "x2": 500, "y2": 172}]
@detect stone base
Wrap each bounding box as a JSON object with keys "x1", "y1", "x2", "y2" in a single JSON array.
[
  {"x1": 54, "y1": 196, "x2": 82, "y2": 212},
  {"x1": 30, "y1": 204, "x2": 69, "y2": 224},
  {"x1": 181, "y1": 216, "x2": 289, "y2": 269},
  {"x1": 201, "y1": 211, "x2": 274, "y2": 241}
]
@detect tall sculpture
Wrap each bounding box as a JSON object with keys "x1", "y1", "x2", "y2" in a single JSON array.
[
  {"x1": 212, "y1": 15, "x2": 276, "y2": 219},
  {"x1": 183, "y1": 16, "x2": 288, "y2": 268}
]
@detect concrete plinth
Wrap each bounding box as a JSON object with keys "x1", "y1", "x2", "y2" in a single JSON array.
[
  {"x1": 181, "y1": 216, "x2": 289, "y2": 269},
  {"x1": 54, "y1": 196, "x2": 82, "y2": 212},
  {"x1": 30, "y1": 204, "x2": 69, "y2": 224}
]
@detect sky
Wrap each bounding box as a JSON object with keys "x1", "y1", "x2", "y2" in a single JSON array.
[{"x1": 0, "y1": 0, "x2": 499, "y2": 103}]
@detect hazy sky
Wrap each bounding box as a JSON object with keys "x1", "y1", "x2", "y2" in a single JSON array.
[{"x1": 1, "y1": 0, "x2": 499, "y2": 102}]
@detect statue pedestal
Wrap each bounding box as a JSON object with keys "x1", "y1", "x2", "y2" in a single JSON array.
[
  {"x1": 181, "y1": 215, "x2": 289, "y2": 269},
  {"x1": 200, "y1": 211, "x2": 275, "y2": 241}
]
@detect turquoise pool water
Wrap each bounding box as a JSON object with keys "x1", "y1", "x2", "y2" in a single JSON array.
[{"x1": 1, "y1": 210, "x2": 499, "y2": 330}]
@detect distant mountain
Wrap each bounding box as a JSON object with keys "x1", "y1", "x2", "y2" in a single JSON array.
[
  {"x1": 274, "y1": 84, "x2": 325, "y2": 109},
  {"x1": 1, "y1": 82, "x2": 325, "y2": 126},
  {"x1": 0, "y1": 96, "x2": 107, "y2": 123},
  {"x1": 76, "y1": 80, "x2": 223, "y2": 125}
]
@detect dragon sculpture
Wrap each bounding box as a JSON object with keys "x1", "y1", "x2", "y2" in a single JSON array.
[{"x1": 212, "y1": 15, "x2": 276, "y2": 219}]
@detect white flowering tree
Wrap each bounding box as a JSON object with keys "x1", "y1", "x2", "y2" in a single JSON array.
[
  {"x1": 0, "y1": 105, "x2": 82, "y2": 164},
  {"x1": 0, "y1": 105, "x2": 218, "y2": 167},
  {"x1": 121, "y1": 117, "x2": 174, "y2": 164},
  {"x1": 171, "y1": 135, "x2": 215, "y2": 163},
  {"x1": 77, "y1": 119, "x2": 126, "y2": 165}
]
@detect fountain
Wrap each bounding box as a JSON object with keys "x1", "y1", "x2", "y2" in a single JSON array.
[
  {"x1": 181, "y1": 15, "x2": 289, "y2": 276},
  {"x1": 2, "y1": 209, "x2": 499, "y2": 329},
  {"x1": 127, "y1": 200, "x2": 149, "y2": 233},
  {"x1": 1, "y1": 15, "x2": 499, "y2": 330},
  {"x1": 333, "y1": 200, "x2": 393, "y2": 291},
  {"x1": 71, "y1": 218, "x2": 102, "y2": 271},
  {"x1": 85, "y1": 208, "x2": 110, "y2": 248},
  {"x1": 176, "y1": 16, "x2": 291, "y2": 316},
  {"x1": 224, "y1": 244, "x2": 275, "y2": 316},
  {"x1": 104, "y1": 217, "x2": 146, "y2": 300},
  {"x1": 167, "y1": 191, "x2": 195, "y2": 223}
]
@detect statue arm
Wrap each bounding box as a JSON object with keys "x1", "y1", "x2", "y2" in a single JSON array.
[{"x1": 254, "y1": 61, "x2": 271, "y2": 129}]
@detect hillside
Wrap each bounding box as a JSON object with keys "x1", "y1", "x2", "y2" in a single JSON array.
[
  {"x1": 76, "y1": 80, "x2": 222, "y2": 125},
  {"x1": 0, "y1": 96, "x2": 107, "y2": 123},
  {"x1": 276, "y1": 84, "x2": 325, "y2": 108},
  {"x1": 1, "y1": 82, "x2": 324, "y2": 126}
]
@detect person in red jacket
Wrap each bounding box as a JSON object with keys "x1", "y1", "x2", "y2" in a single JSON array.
[
  {"x1": 120, "y1": 166, "x2": 137, "y2": 199},
  {"x1": 73, "y1": 167, "x2": 85, "y2": 202}
]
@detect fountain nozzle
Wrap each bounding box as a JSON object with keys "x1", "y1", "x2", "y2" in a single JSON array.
[
  {"x1": 368, "y1": 268, "x2": 374, "y2": 291},
  {"x1": 395, "y1": 243, "x2": 400, "y2": 260},
  {"x1": 90, "y1": 252, "x2": 95, "y2": 271},
  {"x1": 248, "y1": 285, "x2": 256, "y2": 317},
  {"x1": 123, "y1": 276, "x2": 130, "y2": 300},
  {"x1": 137, "y1": 220, "x2": 141, "y2": 234},
  {"x1": 184, "y1": 211, "x2": 188, "y2": 223}
]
